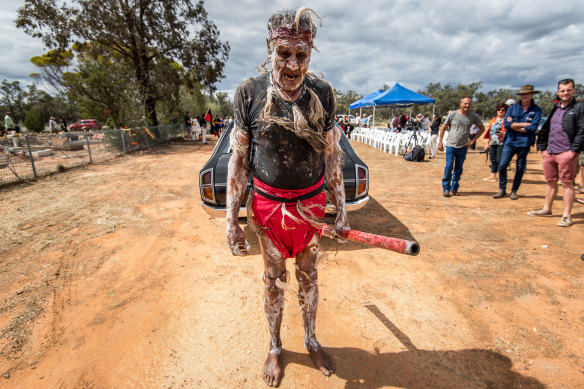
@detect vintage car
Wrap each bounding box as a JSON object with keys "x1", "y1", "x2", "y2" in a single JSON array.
[{"x1": 199, "y1": 123, "x2": 369, "y2": 218}]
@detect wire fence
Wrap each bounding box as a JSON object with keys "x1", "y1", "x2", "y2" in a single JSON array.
[{"x1": 0, "y1": 124, "x2": 187, "y2": 186}]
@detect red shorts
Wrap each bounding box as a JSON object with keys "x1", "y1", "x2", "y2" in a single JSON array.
[
  {"x1": 542, "y1": 150, "x2": 578, "y2": 184},
  {"x1": 251, "y1": 177, "x2": 325, "y2": 259}
]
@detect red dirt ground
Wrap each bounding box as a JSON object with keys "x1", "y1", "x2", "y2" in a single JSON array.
[{"x1": 0, "y1": 136, "x2": 583, "y2": 388}]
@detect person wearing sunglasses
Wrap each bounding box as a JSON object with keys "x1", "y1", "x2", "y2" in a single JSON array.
[{"x1": 482, "y1": 102, "x2": 509, "y2": 182}]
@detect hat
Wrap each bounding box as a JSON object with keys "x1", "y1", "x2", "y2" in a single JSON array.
[
  {"x1": 505, "y1": 99, "x2": 516, "y2": 106},
  {"x1": 517, "y1": 85, "x2": 540, "y2": 95}
]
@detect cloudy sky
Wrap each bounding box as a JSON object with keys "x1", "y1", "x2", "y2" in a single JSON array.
[{"x1": 1, "y1": 0, "x2": 583, "y2": 100}]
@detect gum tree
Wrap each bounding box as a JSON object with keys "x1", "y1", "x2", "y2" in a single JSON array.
[{"x1": 16, "y1": 0, "x2": 230, "y2": 126}]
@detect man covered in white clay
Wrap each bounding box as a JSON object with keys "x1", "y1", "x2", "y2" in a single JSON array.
[{"x1": 225, "y1": 7, "x2": 349, "y2": 387}]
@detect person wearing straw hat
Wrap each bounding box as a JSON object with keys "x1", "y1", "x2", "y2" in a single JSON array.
[{"x1": 493, "y1": 85, "x2": 542, "y2": 200}]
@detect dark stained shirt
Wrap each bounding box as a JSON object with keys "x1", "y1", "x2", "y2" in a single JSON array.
[
  {"x1": 233, "y1": 73, "x2": 335, "y2": 189},
  {"x1": 431, "y1": 117, "x2": 442, "y2": 135}
]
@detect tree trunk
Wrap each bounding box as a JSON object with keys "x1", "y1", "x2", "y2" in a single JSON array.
[{"x1": 145, "y1": 94, "x2": 158, "y2": 127}]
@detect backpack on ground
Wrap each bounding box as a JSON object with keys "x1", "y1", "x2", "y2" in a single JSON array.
[{"x1": 404, "y1": 145, "x2": 425, "y2": 162}]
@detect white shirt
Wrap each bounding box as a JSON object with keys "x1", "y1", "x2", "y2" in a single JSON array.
[{"x1": 421, "y1": 117, "x2": 430, "y2": 130}]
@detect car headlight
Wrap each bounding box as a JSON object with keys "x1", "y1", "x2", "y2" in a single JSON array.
[
  {"x1": 355, "y1": 164, "x2": 368, "y2": 198},
  {"x1": 200, "y1": 168, "x2": 215, "y2": 203}
]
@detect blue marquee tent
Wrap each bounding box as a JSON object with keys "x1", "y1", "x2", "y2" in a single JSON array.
[
  {"x1": 348, "y1": 89, "x2": 383, "y2": 110},
  {"x1": 372, "y1": 83, "x2": 435, "y2": 106},
  {"x1": 349, "y1": 83, "x2": 435, "y2": 126}
]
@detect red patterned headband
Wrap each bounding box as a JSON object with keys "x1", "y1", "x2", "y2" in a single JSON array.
[{"x1": 268, "y1": 26, "x2": 313, "y2": 43}]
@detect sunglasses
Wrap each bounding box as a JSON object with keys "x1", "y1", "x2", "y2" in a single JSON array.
[{"x1": 497, "y1": 108, "x2": 506, "y2": 112}]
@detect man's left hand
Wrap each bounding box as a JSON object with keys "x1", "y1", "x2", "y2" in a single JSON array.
[
  {"x1": 335, "y1": 215, "x2": 350, "y2": 232},
  {"x1": 331, "y1": 213, "x2": 350, "y2": 242}
]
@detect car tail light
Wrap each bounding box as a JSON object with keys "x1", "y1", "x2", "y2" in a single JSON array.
[
  {"x1": 355, "y1": 164, "x2": 368, "y2": 198},
  {"x1": 200, "y1": 169, "x2": 215, "y2": 202},
  {"x1": 202, "y1": 171, "x2": 212, "y2": 185}
]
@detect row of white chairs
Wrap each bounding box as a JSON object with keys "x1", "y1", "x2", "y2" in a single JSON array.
[{"x1": 350, "y1": 127, "x2": 447, "y2": 156}]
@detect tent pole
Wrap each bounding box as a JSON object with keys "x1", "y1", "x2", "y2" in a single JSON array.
[
  {"x1": 373, "y1": 105, "x2": 376, "y2": 127},
  {"x1": 432, "y1": 103, "x2": 435, "y2": 117}
]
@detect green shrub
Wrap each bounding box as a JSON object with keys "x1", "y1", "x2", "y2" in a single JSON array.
[{"x1": 24, "y1": 107, "x2": 45, "y2": 133}]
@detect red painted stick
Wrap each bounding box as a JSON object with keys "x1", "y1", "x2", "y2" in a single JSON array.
[{"x1": 322, "y1": 224, "x2": 420, "y2": 256}]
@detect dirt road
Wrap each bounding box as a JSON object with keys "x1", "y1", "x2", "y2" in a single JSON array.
[{"x1": 1, "y1": 137, "x2": 582, "y2": 388}]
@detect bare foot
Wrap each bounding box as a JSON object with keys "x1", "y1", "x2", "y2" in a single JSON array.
[
  {"x1": 262, "y1": 352, "x2": 282, "y2": 387},
  {"x1": 308, "y1": 347, "x2": 335, "y2": 376}
]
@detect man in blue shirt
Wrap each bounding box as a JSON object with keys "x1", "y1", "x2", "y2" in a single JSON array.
[{"x1": 493, "y1": 85, "x2": 542, "y2": 200}]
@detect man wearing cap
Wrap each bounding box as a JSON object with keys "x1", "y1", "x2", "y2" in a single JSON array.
[
  {"x1": 226, "y1": 7, "x2": 347, "y2": 386},
  {"x1": 493, "y1": 85, "x2": 542, "y2": 200},
  {"x1": 527, "y1": 79, "x2": 584, "y2": 227},
  {"x1": 438, "y1": 97, "x2": 485, "y2": 197}
]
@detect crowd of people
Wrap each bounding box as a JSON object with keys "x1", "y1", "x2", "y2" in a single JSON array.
[
  {"x1": 437, "y1": 80, "x2": 584, "y2": 228},
  {"x1": 332, "y1": 79, "x2": 584, "y2": 230},
  {"x1": 334, "y1": 111, "x2": 437, "y2": 141},
  {"x1": 334, "y1": 114, "x2": 373, "y2": 138},
  {"x1": 184, "y1": 111, "x2": 233, "y2": 143}
]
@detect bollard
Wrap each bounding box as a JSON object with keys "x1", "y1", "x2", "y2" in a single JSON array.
[
  {"x1": 84, "y1": 131, "x2": 93, "y2": 163},
  {"x1": 119, "y1": 129, "x2": 127, "y2": 154},
  {"x1": 25, "y1": 135, "x2": 38, "y2": 179}
]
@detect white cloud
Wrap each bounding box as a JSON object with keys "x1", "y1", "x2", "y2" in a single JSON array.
[
  {"x1": 2, "y1": 0, "x2": 583, "y2": 100},
  {"x1": 0, "y1": 7, "x2": 45, "y2": 85}
]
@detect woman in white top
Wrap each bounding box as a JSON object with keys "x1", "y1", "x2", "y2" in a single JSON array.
[{"x1": 193, "y1": 117, "x2": 201, "y2": 141}]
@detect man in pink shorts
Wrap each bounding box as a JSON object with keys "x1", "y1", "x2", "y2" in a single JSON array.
[{"x1": 528, "y1": 79, "x2": 584, "y2": 227}]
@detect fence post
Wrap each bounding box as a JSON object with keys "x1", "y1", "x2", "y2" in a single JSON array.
[
  {"x1": 84, "y1": 131, "x2": 93, "y2": 163},
  {"x1": 25, "y1": 135, "x2": 38, "y2": 179},
  {"x1": 120, "y1": 129, "x2": 127, "y2": 154}
]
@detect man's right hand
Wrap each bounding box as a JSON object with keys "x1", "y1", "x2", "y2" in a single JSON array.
[
  {"x1": 227, "y1": 222, "x2": 250, "y2": 256},
  {"x1": 438, "y1": 141, "x2": 444, "y2": 151}
]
